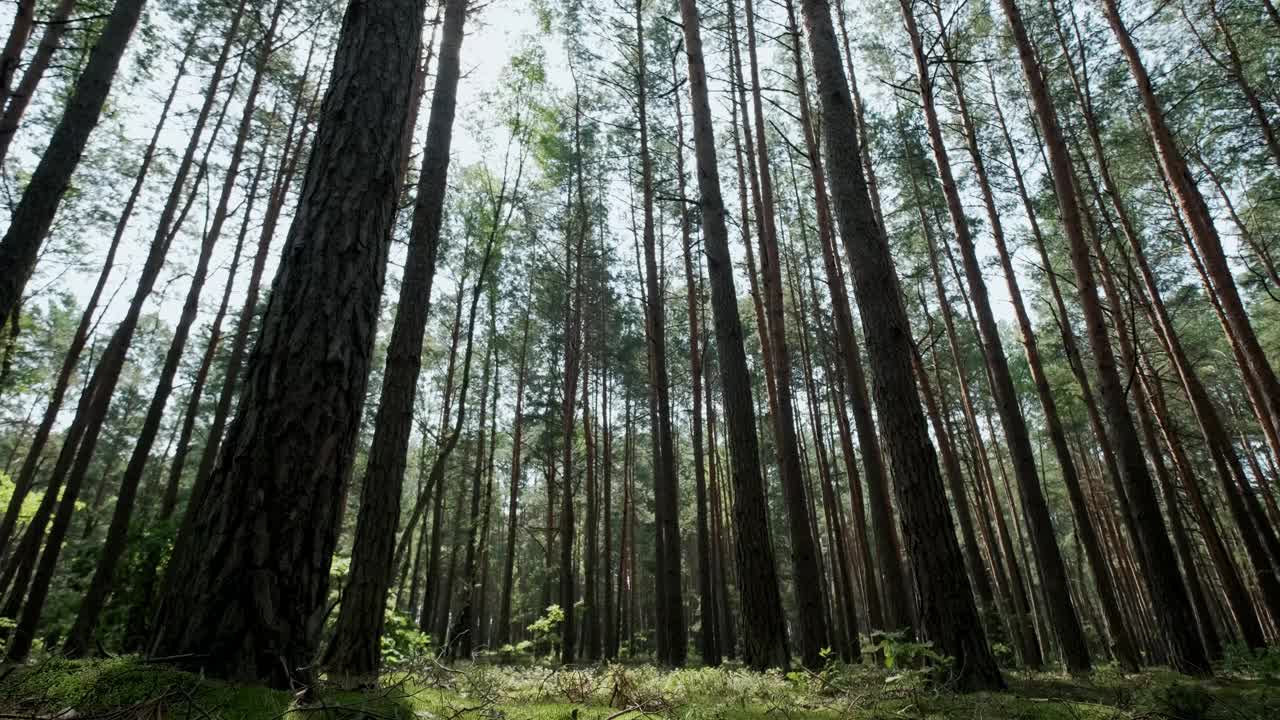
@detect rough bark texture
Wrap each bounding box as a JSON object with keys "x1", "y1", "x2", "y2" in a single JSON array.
[
  {"x1": 678, "y1": 0, "x2": 789, "y2": 672},
  {"x1": 325, "y1": 0, "x2": 466, "y2": 679},
  {"x1": 799, "y1": 0, "x2": 1003, "y2": 691},
  {"x1": 148, "y1": 0, "x2": 427, "y2": 688}
]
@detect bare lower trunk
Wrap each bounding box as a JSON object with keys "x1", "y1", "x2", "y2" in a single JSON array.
[
  {"x1": 799, "y1": 0, "x2": 1002, "y2": 691},
  {"x1": 677, "y1": 0, "x2": 789, "y2": 671},
  {"x1": 148, "y1": 0, "x2": 429, "y2": 688}
]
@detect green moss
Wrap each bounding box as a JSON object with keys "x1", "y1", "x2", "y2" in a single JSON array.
[{"x1": 1, "y1": 658, "x2": 1276, "y2": 719}]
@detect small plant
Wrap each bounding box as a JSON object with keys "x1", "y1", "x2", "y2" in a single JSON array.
[
  {"x1": 1220, "y1": 642, "x2": 1280, "y2": 679},
  {"x1": 527, "y1": 604, "x2": 564, "y2": 660},
  {"x1": 1139, "y1": 678, "x2": 1216, "y2": 720},
  {"x1": 380, "y1": 609, "x2": 431, "y2": 667}
]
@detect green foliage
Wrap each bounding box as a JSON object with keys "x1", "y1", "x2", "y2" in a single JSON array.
[
  {"x1": 527, "y1": 603, "x2": 565, "y2": 656},
  {"x1": 1221, "y1": 643, "x2": 1280, "y2": 680},
  {"x1": 4, "y1": 659, "x2": 1280, "y2": 720},
  {"x1": 0, "y1": 473, "x2": 41, "y2": 526},
  {"x1": 380, "y1": 609, "x2": 431, "y2": 668},
  {"x1": 1137, "y1": 677, "x2": 1216, "y2": 720}
]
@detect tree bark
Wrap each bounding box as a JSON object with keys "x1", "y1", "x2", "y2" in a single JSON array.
[
  {"x1": 324, "y1": 0, "x2": 467, "y2": 679},
  {"x1": 498, "y1": 312, "x2": 531, "y2": 647},
  {"x1": 0, "y1": 0, "x2": 147, "y2": 321},
  {"x1": 147, "y1": 0, "x2": 429, "y2": 688},
  {"x1": 1099, "y1": 0, "x2": 1280, "y2": 450},
  {"x1": 0, "y1": 0, "x2": 77, "y2": 167},
  {"x1": 799, "y1": 0, "x2": 1002, "y2": 691},
  {"x1": 62, "y1": 4, "x2": 283, "y2": 657},
  {"x1": 899, "y1": 0, "x2": 1089, "y2": 672},
  {"x1": 997, "y1": 0, "x2": 1210, "y2": 675},
  {"x1": 677, "y1": 0, "x2": 789, "y2": 672}
]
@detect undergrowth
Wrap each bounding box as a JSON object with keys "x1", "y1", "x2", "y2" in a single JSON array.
[{"x1": 1, "y1": 652, "x2": 1278, "y2": 719}]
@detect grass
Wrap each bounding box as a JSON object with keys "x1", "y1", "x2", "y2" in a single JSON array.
[{"x1": 1, "y1": 655, "x2": 1278, "y2": 719}]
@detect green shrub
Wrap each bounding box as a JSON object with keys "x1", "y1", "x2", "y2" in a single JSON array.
[{"x1": 1138, "y1": 678, "x2": 1216, "y2": 720}]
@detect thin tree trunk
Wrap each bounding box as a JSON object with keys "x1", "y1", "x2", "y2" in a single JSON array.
[
  {"x1": 997, "y1": 0, "x2": 1210, "y2": 674},
  {"x1": 0, "y1": 28, "x2": 190, "y2": 556},
  {"x1": 677, "y1": 0, "x2": 789, "y2": 672},
  {"x1": 498, "y1": 312, "x2": 531, "y2": 647},
  {"x1": 742, "y1": 0, "x2": 830, "y2": 668},
  {"x1": 63, "y1": 5, "x2": 283, "y2": 656},
  {"x1": 0, "y1": 0, "x2": 37, "y2": 121},
  {"x1": 0, "y1": 0, "x2": 76, "y2": 167},
  {"x1": 900, "y1": 0, "x2": 1088, "y2": 671},
  {"x1": 0, "y1": 0, "x2": 147, "y2": 321},
  {"x1": 1099, "y1": 0, "x2": 1280, "y2": 446},
  {"x1": 672, "y1": 45, "x2": 718, "y2": 667},
  {"x1": 945, "y1": 43, "x2": 1138, "y2": 670}
]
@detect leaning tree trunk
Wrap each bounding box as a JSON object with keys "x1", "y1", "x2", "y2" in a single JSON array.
[
  {"x1": 1098, "y1": 0, "x2": 1280, "y2": 448},
  {"x1": 899, "y1": 0, "x2": 1090, "y2": 672},
  {"x1": 3, "y1": 16, "x2": 245, "y2": 662},
  {"x1": 0, "y1": 0, "x2": 36, "y2": 126},
  {"x1": 997, "y1": 0, "x2": 1210, "y2": 675},
  {"x1": 147, "y1": 0, "x2": 428, "y2": 689},
  {"x1": 0, "y1": 0, "x2": 147, "y2": 322},
  {"x1": 324, "y1": 0, "x2": 467, "y2": 680},
  {"x1": 0, "y1": 28, "x2": 191, "y2": 556},
  {"x1": 798, "y1": 0, "x2": 1003, "y2": 691},
  {"x1": 676, "y1": 0, "x2": 790, "y2": 672},
  {"x1": 0, "y1": 0, "x2": 76, "y2": 168},
  {"x1": 63, "y1": 4, "x2": 283, "y2": 657}
]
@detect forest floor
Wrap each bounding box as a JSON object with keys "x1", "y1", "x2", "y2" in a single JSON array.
[{"x1": 1, "y1": 655, "x2": 1278, "y2": 720}]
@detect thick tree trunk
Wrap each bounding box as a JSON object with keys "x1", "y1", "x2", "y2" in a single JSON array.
[
  {"x1": 677, "y1": 0, "x2": 789, "y2": 672},
  {"x1": 0, "y1": 0, "x2": 147, "y2": 321},
  {"x1": 789, "y1": 0, "x2": 897, "y2": 634},
  {"x1": 147, "y1": 0, "x2": 429, "y2": 688},
  {"x1": 324, "y1": 0, "x2": 467, "y2": 679},
  {"x1": 799, "y1": 0, "x2": 1002, "y2": 691}
]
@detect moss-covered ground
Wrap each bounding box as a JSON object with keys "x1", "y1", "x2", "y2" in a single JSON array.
[{"x1": 1, "y1": 655, "x2": 1277, "y2": 719}]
